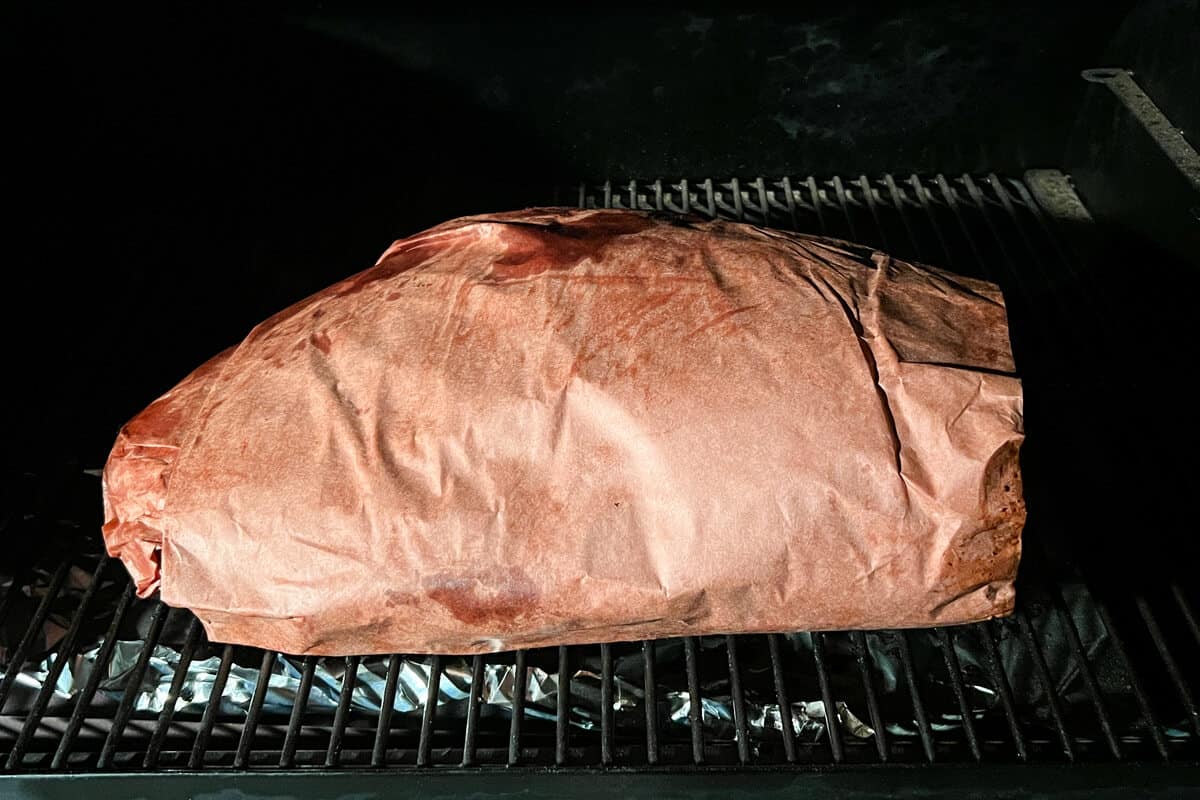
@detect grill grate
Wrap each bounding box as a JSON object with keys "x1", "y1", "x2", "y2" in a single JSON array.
[{"x1": 2, "y1": 173, "x2": 1199, "y2": 776}]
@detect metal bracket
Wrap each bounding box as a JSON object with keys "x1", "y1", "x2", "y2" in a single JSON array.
[{"x1": 1081, "y1": 68, "x2": 1200, "y2": 197}]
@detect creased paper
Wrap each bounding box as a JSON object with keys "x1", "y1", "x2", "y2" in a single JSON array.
[{"x1": 103, "y1": 209, "x2": 1024, "y2": 656}]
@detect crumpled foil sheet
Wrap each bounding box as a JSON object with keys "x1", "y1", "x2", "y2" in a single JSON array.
[{"x1": 2, "y1": 635, "x2": 873, "y2": 743}]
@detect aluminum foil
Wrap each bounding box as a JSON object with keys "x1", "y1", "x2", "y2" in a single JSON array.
[
  {"x1": 2, "y1": 635, "x2": 871, "y2": 743},
  {"x1": 7, "y1": 560, "x2": 1184, "y2": 743}
]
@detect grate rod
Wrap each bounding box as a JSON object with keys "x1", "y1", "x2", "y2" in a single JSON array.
[
  {"x1": 778, "y1": 176, "x2": 799, "y2": 230},
  {"x1": 51, "y1": 582, "x2": 135, "y2": 769},
  {"x1": 371, "y1": 654, "x2": 403, "y2": 767},
  {"x1": 98, "y1": 602, "x2": 169, "y2": 769},
  {"x1": 883, "y1": 174, "x2": 924, "y2": 260},
  {"x1": 980, "y1": 621, "x2": 1029, "y2": 761},
  {"x1": 1015, "y1": 611, "x2": 1075, "y2": 760},
  {"x1": 987, "y1": 173, "x2": 1071, "y2": 281},
  {"x1": 507, "y1": 650, "x2": 527, "y2": 766},
  {"x1": 1048, "y1": 584, "x2": 1122, "y2": 759},
  {"x1": 767, "y1": 634, "x2": 797, "y2": 763},
  {"x1": 556, "y1": 646, "x2": 571, "y2": 765},
  {"x1": 725, "y1": 635, "x2": 751, "y2": 764},
  {"x1": 461, "y1": 655, "x2": 485, "y2": 766},
  {"x1": 683, "y1": 637, "x2": 704, "y2": 764},
  {"x1": 1009, "y1": 177, "x2": 1087, "y2": 280},
  {"x1": 908, "y1": 174, "x2": 955, "y2": 266},
  {"x1": 851, "y1": 631, "x2": 889, "y2": 762},
  {"x1": 933, "y1": 174, "x2": 995, "y2": 282},
  {"x1": 0, "y1": 560, "x2": 71, "y2": 712},
  {"x1": 7, "y1": 557, "x2": 109, "y2": 769},
  {"x1": 829, "y1": 176, "x2": 860, "y2": 242},
  {"x1": 1091, "y1": 592, "x2": 1169, "y2": 760},
  {"x1": 1173, "y1": 583, "x2": 1200, "y2": 649},
  {"x1": 1005, "y1": 168, "x2": 1173, "y2": 761},
  {"x1": 642, "y1": 640, "x2": 659, "y2": 765},
  {"x1": 418, "y1": 654, "x2": 444, "y2": 767},
  {"x1": 279, "y1": 656, "x2": 317, "y2": 768},
  {"x1": 811, "y1": 632, "x2": 844, "y2": 763},
  {"x1": 600, "y1": 643, "x2": 614, "y2": 766},
  {"x1": 961, "y1": 174, "x2": 1039, "y2": 302},
  {"x1": 325, "y1": 656, "x2": 361, "y2": 767},
  {"x1": 188, "y1": 644, "x2": 235, "y2": 769},
  {"x1": 1136, "y1": 595, "x2": 1200, "y2": 739},
  {"x1": 897, "y1": 630, "x2": 936, "y2": 763},
  {"x1": 143, "y1": 618, "x2": 203, "y2": 768},
  {"x1": 805, "y1": 177, "x2": 829, "y2": 234},
  {"x1": 0, "y1": 567, "x2": 17, "y2": 630},
  {"x1": 857, "y1": 174, "x2": 891, "y2": 251},
  {"x1": 234, "y1": 650, "x2": 278, "y2": 768},
  {"x1": 935, "y1": 627, "x2": 981, "y2": 761}
]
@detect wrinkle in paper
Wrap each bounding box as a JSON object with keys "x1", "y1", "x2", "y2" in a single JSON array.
[{"x1": 102, "y1": 209, "x2": 1024, "y2": 656}]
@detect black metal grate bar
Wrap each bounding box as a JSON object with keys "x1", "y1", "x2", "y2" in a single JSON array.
[
  {"x1": 908, "y1": 175, "x2": 954, "y2": 265},
  {"x1": 1091, "y1": 591, "x2": 1169, "y2": 760},
  {"x1": 811, "y1": 632, "x2": 843, "y2": 763},
  {"x1": 725, "y1": 636, "x2": 751, "y2": 764},
  {"x1": 934, "y1": 174, "x2": 995, "y2": 283},
  {"x1": 1135, "y1": 596, "x2": 1200, "y2": 739},
  {"x1": 980, "y1": 622, "x2": 1028, "y2": 762},
  {"x1": 883, "y1": 175, "x2": 921, "y2": 257},
  {"x1": 1048, "y1": 584, "x2": 1122, "y2": 760},
  {"x1": 419, "y1": 654, "x2": 444, "y2": 767},
  {"x1": 507, "y1": 651, "x2": 526, "y2": 766},
  {"x1": 963, "y1": 178, "x2": 1158, "y2": 758},
  {"x1": 857, "y1": 174, "x2": 890, "y2": 251},
  {"x1": 234, "y1": 650, "x2": 277, "y2": 768},
  {"x1": 935, "y1": 627, "x2": 980, "y2": 762},
  {"x1": 0, "y1": 561, "x2": 71, "y2": 713},
  {"x1": 461, "y1": 655, "x2": 484, "y2": 767},
  {"x1": 767, "y1": 634, "x2": 797, "y2": 763},
  {"x1": 806, "y1": 177, "x2": 829, "y2": 234},
  {"x1": 325, "y1": 656, "x2": 361, "y2": 768},
  {"x1": 852, "y1": 631, "x2": 888, "y2": 762},
  {"x1": 987, "y1": 174, "x2": 1079, "y2": 291},
  {"x1": 143, "y1": 617, "x2": 203, "y2": 769},
  {"x1": 6, "y1": 557, "x2": 109, "y2": 769},
  {"x1": 683, "y1": 637, "x2": 704, "y2": 764},
  {"x1": 556, "y1": 646, "x2": 570, "y2": 765},
  {"x1": 51, "y1": 581, "x2": 136, "y2": 770},
  {"x1": 372, "y1": 654, "x2": 403, "y2": 767},
  {"x1": 189, "y1": 644, "x2": 234, "y2": 769},
  {"x1": 98, "y1": 601, "x2": 168, "y2": 769},
  {"x1": 279, "y1": 655, "x2": 317, "y2": 768},
  {"x1": 600, "y1": 643, "x2": 614, "y2": 766},
  {"x1": 0, "y1": 574, "x2": 16, "y2": 633},
  {"x1": 829, "y1": 175, "x2": 860, "y2": 242},
  {"x1": 642, "y1": 640, "x2": 659, "y2": 764},
  {"x1": 962, "y1": 175, "x2": 1037, "y2": 300},
  {"x1": 1174, "y1": 584, "x2": 1200, "y2": 649},
  {"x1": 896, "y1": 631, "x2": 935, "y2": 763},
  {"x1": 1014, "y1": 611, "x2": 1075, "y2": 761}
]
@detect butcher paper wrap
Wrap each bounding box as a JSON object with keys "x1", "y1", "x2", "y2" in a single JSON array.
[{"x1": 102, "y1": 208, "x2": 1025, "y2": 656}]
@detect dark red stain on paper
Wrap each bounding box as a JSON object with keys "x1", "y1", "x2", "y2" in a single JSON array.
[
  {"x1": 309, "y1": 331, "x2": 332, "y2": 354},
  {"x1": 489, "y1": 214, "x2": 654, "y2": 281},
  {"x1": 421, "y1": 566, "x2": 537, "y2": 625}
]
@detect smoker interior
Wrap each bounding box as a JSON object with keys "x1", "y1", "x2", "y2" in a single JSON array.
[{"x1": 2, "y1": 172, "x2": 1198, "y2": 780}]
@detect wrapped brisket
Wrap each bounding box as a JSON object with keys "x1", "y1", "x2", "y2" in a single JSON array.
[{"x1": 102, "y1": 209, "x2": 1024, "y2": 656}]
